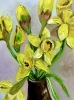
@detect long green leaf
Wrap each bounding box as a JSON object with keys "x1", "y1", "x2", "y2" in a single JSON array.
[
  {"x1": 10, "y1": 77, "x2": 27, "y2": 95},
  {"x1": 46, "y1": 73, "x2": 70, "y2": 97},
  {"x1": 46, "y1": 77, "x2": 60, "y2": 100}
]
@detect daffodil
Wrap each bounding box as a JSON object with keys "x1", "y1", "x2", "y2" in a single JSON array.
[
  {"x1": 16, "y1": 44, "x2": 49, "y2": 81},
  {"x1": 16, "y1": 4, "x2": 31, "y2": 34},
  {"x1": 28, "y1": 28, "x2": 62, "y2": 65},
  {"x1": 48, "y1": 9, "x2": 74, "y2": 50},
  {"x1": 0, "y1": 14, "x2": 12, "y2": 47},
  {"x1": 56, "y1": 0, "x2": 73, "y2": 16},
  {"x1": 0, "y1": 80, "x2": 26, "y2": 100}
]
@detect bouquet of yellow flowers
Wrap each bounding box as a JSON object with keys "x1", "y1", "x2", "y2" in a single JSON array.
[{"x1": 0, "y1": 0, "x2": 74, "y2": 100}]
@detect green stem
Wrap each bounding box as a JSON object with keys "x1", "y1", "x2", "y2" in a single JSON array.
[
  {"x1": 39, "y1": 21, "x2": 46, "y2": 38},
  {"x1": 50, "y1": 39, "x2": 66, "y2": 66},
  {"x1": 8, "y1": 40, "x2": 17, "y2": 60}
]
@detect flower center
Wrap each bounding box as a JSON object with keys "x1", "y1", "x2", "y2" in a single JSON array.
[
  {"x1": 24, "y1": 58, "x2": 33, "y2": 68},
  {"x1": 41, "y1": 39, "x2": 53, "y2": 52}
]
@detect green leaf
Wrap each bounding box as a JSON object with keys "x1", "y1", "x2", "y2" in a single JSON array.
[
  {"x1": 46, "y1": 73, "x2": 70, "y2": 97},
  {"x1": 46, "y1": 77, "x2": 60, "y2": 100},
  {"x1": 10, "y1": 77, "x2": 27, "y2": 95}
]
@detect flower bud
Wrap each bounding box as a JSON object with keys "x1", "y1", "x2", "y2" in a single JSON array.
[
  {"x1": 16, "y1": 4, "x2": 31, "y2": 34},
  {"x1": 38, "y1": 0, "x2": 54, "y2": 24},
  {"x1": 11, "y1": 25, "x2": 25, "y2": 52}
]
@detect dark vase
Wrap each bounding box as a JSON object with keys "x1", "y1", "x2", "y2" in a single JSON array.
[{"x1": 27, "y1": 79, "x2": 52, "y2": 100}]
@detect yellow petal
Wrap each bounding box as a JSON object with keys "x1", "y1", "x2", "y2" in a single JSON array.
[
  {"x1": 17, "y1": 53, "x2": 25, "y2": 66},
  {"x1": 58, "y1": 24, "x2": 68, "y2": 41},
  {"x1": 16, "y1": 67, "x2": 30, "y2": 81},
  {"x1": 44, "y1": 53, "x2": 51, "y2": 65},
  {"x1": 4, "y1": 14, "x2": 12, "y2": 33},
  {"x1": 16, "y1": 4, "x2": 30, "y2": 21},
  {"x1": 17, "y1": 90, "x2": 25, "y2": 100},
  {"x1": 66, "y1": 36, "x2": 74, "y2": 49},
  {"x1": 28, "y1": 34, "x2": 41, "y2": 47},
  {"x1": 24, "y1": 44, "x2": 34, "y2": 58},
  {"x1": 44, "y1": 51, "x2": 56, "y2": 65},
  {"x1": 0, "y1": 81, "x2": 12, "y2": 92},
  {"x1": 62, "y1": 9, "x2": 73, "y2": 23},
  {"x1": 3, "y1": 94, "x2": 11, "y2": 100},
  {"x1": 33, "y1": 48, "x2": 43, "y2": 58},
  {"x1": 68, "y1": 16, "x2": 74, "y2": 24},
  {"x1": 54, "y1": 40, "x2": 62, "y2": 49},
  {"x1": 41, "y1": 27, "x2": 50, "y2": 40},
  {"x1": 35, "y1": 59, "x2": 49, "y2": 73},
  {"x1": 48, "y1": 16, "x2": 63, "y2": 25},
  {"x1": 68, "y1": 25, "x2": 74, "y2": 37}
]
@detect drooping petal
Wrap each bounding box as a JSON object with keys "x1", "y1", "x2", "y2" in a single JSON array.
[
  {"x1": 58, "y1": 24, "x2": 68, "y2": 41},
  {"x1": 17, "y1": 53, "x2": 25, "y2": 66},
  {"x1": 16, "y1": 67, "x2": 30, "y2": 81},
  {"x1": 41, "y1": 27, "x2": 50, "y2": 40},
  {"x1": 54, "y1": 40, "x2": 62, "y2": 50},
  {"x1": 28, "y1": 34, "x2": 41, "y2": 47},
  {"x1": 33, "y1": 48, "x2": 43, "y2": 58},
  {"x1": 0, "y1": 81, "x2": 12, "y2": 92},
  {"x1": 48, "y1": 16, "x2": 63, "y2": 25},
  {"x1": 24, "y1": 44, "x2": 34, "y2": 58},
  {"x1": 44, "y1": 50, "x2": 56, "y2": 65},
  {"x1": 66, "y1": 36, "x2": 74, "y2": 50},
  {"x1": 44, "y1": 53, "x2": 51, "y2": 65},
  {"x1": 35, "y1": 59, "x2": 49, "y2": 73}
]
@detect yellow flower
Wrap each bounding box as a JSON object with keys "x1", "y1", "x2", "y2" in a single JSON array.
[
  {"x1": 28, "y1": 28, "x2": 62, "y2": 65},
  {"x1": 0, "y1": 14, "x2": 12, "y2": 45},
  {"x1": 0, "y1": 80, "x2": 26, "y2": 100},
  {"x1": 56, "y1": 0, "x2": 73, "y2": 16},
  {"x1": 3, "y1": 90, "x2": 26, "y2": 100},
  {"x1": 48, "y1": 9, "x2": 74, "y2": 50},
  {"x1": 16, "y1": 44, "x2": 49, "y2": 80}
]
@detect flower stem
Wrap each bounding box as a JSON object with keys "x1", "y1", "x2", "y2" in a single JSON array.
[
  {"x1": 39, "y1": 21, "x2": 46, "y2": 38},
  {"x1": 8, "y1": 40, "x2": 17, "y2": 60},
  {"x1": 51, "y1": 39, "x2": 66, "y2": 66}
]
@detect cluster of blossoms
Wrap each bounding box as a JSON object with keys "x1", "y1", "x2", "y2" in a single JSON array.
[{"x1": 0, "y1": 0, "x2": 74, "y2": 100}]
